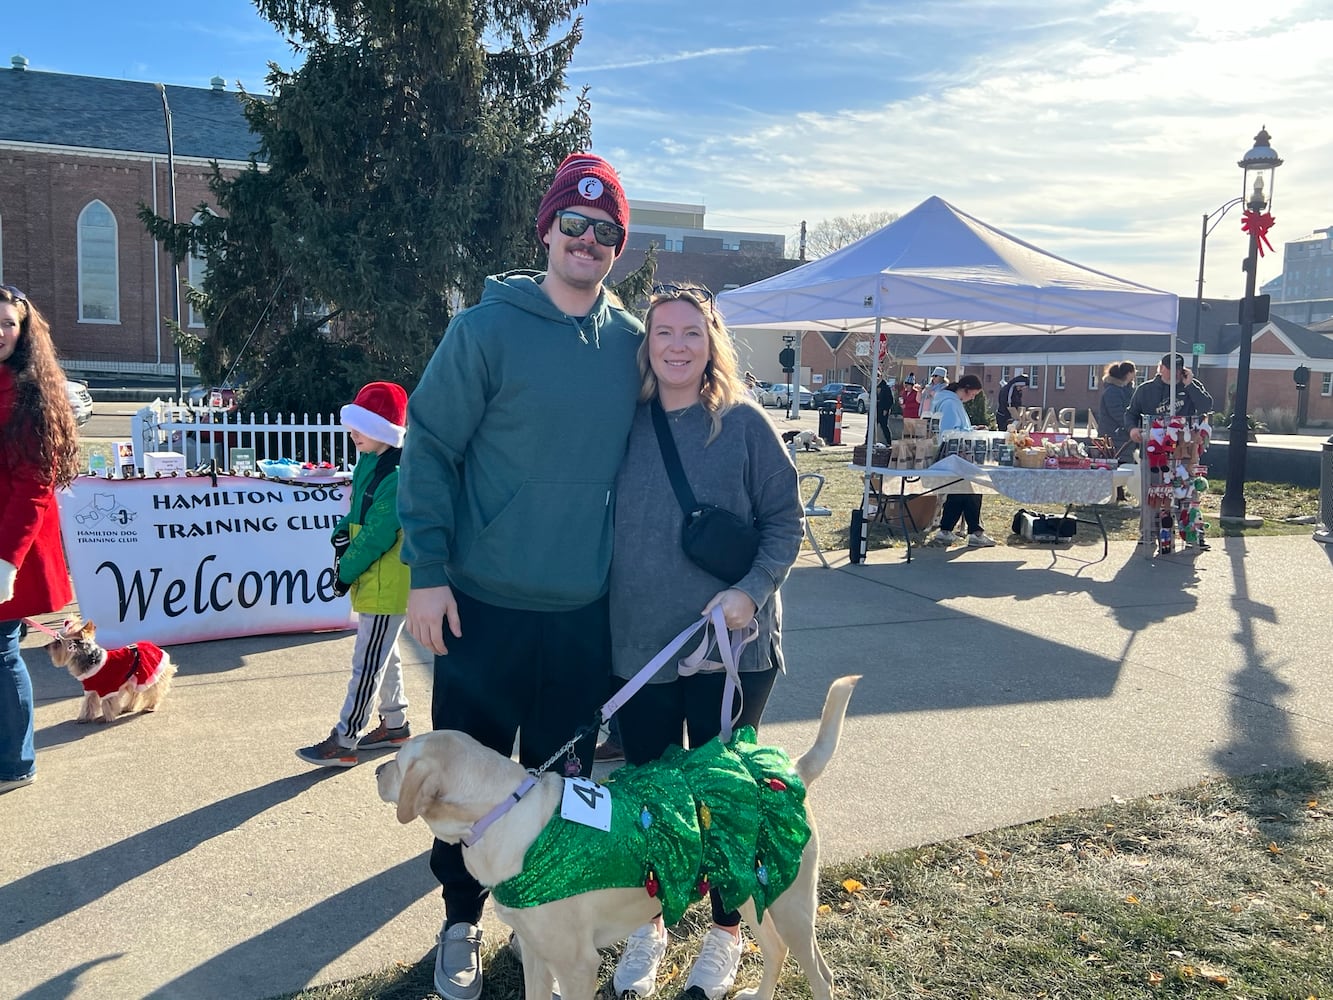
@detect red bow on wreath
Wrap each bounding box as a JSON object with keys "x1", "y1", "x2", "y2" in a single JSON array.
[{"x1": 1241, "y1": 210, "x2": 1276, "y2": 257}]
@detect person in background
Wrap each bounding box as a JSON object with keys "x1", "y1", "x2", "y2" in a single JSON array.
[
  {"x1": 608, "y1": 282, "x2": 802, "y2": 1000},
  {"x1": 919, "y1": 365, "x2": 949, "y2": 416},
  {"x1": 899, "y1": 372, "x2": 922, "y2": 419},
  {"x1": 398, "y1": 152, "x2": 642, "y2": 1000},
  {"x1": 927, "y1": 374, "x2": 996, "y2": 549},
  {"x1": 1098, "y1": 360, "x2": 1138, "y2": 476},
  {"x1": 1, "y1": 285, "x2": 79, "y2": 795},
  {"x1": 875, "y1": 376, "x2": 896, "y2": 446},
  {"x1": 297, "y1": 381, "x2": 413, "y2": 767},
  {"x1": 995, "y1": 370, "x2": 1029, "y2": 430},
  {"x1": 1125, "y1": 353, "x2": 1214, "y2": 446}
]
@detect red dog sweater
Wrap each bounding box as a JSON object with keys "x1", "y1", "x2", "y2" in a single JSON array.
[{"x1": 78, "y1": 643, "x2": 167, "y2": 698}]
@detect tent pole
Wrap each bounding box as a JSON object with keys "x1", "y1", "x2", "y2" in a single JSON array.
[{"x1": 858, "y1": 315, "x2": 883, "y2": 563}]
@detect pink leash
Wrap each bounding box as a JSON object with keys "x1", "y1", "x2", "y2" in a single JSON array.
[{"x1": 22, "y1": 617, "x2": 64, "y2": 640}]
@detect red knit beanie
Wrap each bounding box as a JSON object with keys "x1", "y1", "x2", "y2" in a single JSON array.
[
  {"x1": 341, "y1": 381, "x2": 408, "y2": 448},
  {"x1": 535, "y1": 152, "x2": 630, "y2": 254}
]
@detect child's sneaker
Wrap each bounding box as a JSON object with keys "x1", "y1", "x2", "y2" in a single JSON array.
[
  {"x1": 296, "y1": 733, "x2": 358, "y2": 767},
  {"x1": 358, "y1": 718, "x2": 411, "y2": 750}
]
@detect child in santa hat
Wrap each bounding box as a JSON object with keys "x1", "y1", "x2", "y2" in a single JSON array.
[{"x1": 298, "y1": 381, "x2": 413, "y2": 767}]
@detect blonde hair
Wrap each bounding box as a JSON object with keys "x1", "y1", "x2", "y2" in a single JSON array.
[{"x1": 637, "y1": 284, "x2": 745, "y2": 443}]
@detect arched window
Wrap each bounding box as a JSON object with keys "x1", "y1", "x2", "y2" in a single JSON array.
[
  {"x1": 187, "y1": 210, "x2": 212, "y2": 329},
  {"x1": 78, "y1": 200, "x2": 120, "y2": 322}
]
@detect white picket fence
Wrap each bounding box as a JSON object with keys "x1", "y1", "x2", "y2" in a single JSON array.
[{"x1": 132, "y1": 399, "x2": 357, "y2": 472}]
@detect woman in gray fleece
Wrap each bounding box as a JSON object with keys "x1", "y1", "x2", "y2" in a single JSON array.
[{"x1": 607, "y1": 283, "x2": 802, "y2": 1000}]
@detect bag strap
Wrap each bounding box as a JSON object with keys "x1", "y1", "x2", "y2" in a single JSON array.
[
  {"x1": 357, "y1": 446, "x2": 401, "y2": 523},
  {"x1": 650, "y1": 398, "x2": 699, "y2": 516}
]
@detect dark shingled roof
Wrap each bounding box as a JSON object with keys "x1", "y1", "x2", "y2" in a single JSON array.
[{"x1": 0, "y1": 68, "x2": 261, "y2": 162}]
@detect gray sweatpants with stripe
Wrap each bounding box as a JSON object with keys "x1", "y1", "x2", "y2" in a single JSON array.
[{"x1": 334, "y1": 612, "x2": 408, "y2": 747}]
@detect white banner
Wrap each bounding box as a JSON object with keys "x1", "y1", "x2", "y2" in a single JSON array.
[{"x1": 57, "y1": 475, "x2": 356, "y2": 647}]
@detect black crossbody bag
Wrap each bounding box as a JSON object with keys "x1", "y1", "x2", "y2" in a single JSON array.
[{"x1": 650, "y1": 399, "x2": 760, "y2": 585}]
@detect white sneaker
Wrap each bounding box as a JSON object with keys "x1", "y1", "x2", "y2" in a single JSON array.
[
  {"x1": 929, "y1": 530, "x2": 957, "y2": 547},
  {"x1": 682, "y1": 927, "x2": 743, "y2": 999},
  {"x1": 968, "y1": 531, "x2": 997, "y2": 548},
  {"x1": 613, "y1": 921, "x2": 668, "y2": 996}
]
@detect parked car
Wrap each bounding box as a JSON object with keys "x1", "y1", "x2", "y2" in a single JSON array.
[
  {"x1": 812, "y1": 382, "x2": 856, "y2": 407},
  {"x1": 839, "y1": 385, "x2": 870, "y2": 413},
  {"x1": 765, "y1": 383, "x2": 814, "y2": 409},
  {"x1": 66, "y1": 378, "x2": 93, "y2": 427}
]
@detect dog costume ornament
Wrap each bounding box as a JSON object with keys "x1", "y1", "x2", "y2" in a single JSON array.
[{"x1": 491, "y1": 727, "x2": 810, "y2": 925}]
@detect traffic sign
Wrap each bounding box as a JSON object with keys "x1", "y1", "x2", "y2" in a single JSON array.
[{"x1": 1191, "y1": 343, "x2": 1205, "y2": 355}]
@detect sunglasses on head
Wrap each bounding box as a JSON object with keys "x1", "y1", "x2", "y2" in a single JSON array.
[
  {"x1": 1, "y1": 284, "x2": 26, "y2": 304},
  {"x1": 651, "y1": 283, "x2": 715, "y2": 305},
  {"x1": 555, "y1": 210, "x2": 624, "y2": 247}
]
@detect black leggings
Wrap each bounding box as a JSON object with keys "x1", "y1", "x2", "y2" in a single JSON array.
[
  {"x1": 940, "y1": 494, "x2": 984, "y2": 534},
  {"x1": 614, "y1": 666, "x2": 780, "y2": 927},
  {"x1": 429, "y1": 588, "x2": 611, "y2": 926}
]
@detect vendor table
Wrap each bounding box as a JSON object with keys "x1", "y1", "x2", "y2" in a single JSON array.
[{"x1": 852, "y1": 455, "x2": 1135, "y2": 563}]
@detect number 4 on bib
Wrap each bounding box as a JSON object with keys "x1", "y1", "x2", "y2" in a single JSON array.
[{"x1": 560, "y1": 776, "x2": 612, "y2": 831}]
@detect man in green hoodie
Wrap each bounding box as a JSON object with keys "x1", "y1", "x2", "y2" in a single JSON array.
[{"x1": 398, "y1": 152, "x2": 642, "y2": 1000}]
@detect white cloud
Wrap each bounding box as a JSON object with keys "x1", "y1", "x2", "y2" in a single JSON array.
[{"x1": 601, "y1": 4, "x2": 1333, "y2": 296}]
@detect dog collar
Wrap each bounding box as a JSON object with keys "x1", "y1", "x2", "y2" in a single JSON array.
[{"x1": 461, "y1": 774, "x2": 538, "y2": 848}]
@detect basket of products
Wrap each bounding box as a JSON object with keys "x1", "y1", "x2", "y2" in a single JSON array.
[{"x1": 852, "y1": 442, "x2": 890, "y2": 467}]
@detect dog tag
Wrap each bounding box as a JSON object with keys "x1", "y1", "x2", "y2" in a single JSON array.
[{"x1": 560, "y1": 776, "x2": 612, "y2": 831}]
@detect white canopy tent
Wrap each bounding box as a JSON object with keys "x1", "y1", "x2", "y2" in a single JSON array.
[{"x1": 716, "y1": 196, "x2": 1179, "y2": 560}]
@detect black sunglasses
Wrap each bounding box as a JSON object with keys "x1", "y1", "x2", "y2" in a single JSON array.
[
  {"x1": 556, "y1": 210, "x2": 624, "y2": 248},
  {"x1": 1, "y1": 284, "x2": 26, "y2": 303},
  {"x1": 651, "y1": 283, "x2": 714, "y2": 305}
]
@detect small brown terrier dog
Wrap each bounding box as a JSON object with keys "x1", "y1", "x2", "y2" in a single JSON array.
[{"x1": 47, "y1": 619, "x2": 177, "y2": 723}]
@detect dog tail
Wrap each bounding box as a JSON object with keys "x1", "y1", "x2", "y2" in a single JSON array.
[{"x1": 795, "y1": 675, "x2": 860, "y2": 786}]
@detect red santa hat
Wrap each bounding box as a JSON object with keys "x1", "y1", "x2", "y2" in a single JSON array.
[
  {"x1": 536, "y1": 152, "x2": 630, "y2": 253},
  {"x1": 341, "y1": 382, "x2": 407, "y2": 448}
]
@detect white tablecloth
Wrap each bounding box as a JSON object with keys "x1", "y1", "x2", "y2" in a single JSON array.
[{"x1": 854, "y1": 455, "x2": 1135, "y2": 505}]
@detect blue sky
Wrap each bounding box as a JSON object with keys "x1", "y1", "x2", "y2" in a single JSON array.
[{"x1": 10, "y1": 0, "x2": 1331, "y2": 297}]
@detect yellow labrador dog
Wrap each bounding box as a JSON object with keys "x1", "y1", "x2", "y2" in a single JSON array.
[{"x1": 378, "y1": 675, "x2": 858, "y2": 1000}]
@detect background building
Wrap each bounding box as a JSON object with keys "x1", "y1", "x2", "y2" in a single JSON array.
[
  {"x1": 0, "y1": 59, "x2": 256, "y2": 379},
  {"x1": 1267, "y1": 225, "x2": 1333, "y2": 325}
]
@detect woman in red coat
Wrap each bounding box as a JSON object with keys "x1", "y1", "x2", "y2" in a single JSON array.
[{"x1": 1, "y1": 285, "x2": 78, "y2": 794}]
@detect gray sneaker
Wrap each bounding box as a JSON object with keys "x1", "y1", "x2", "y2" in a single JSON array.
[
  {"x1": 357, "y1": 717, "x2": 411, "y2": 750},
  {"x1": 435, "y1": 921, "x2": 483, "y2": 1000}
]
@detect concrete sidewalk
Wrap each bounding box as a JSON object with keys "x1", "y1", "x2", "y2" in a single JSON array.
[{"x1": 3, "y1": 534, "x2": 1332, "y2": 999}]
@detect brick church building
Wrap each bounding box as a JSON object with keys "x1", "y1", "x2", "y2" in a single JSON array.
[{"x1": 0, "y1": 58, "x2": 257, "y2": 377}]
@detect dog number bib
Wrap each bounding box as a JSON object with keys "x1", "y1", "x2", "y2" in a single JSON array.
[{"x1": 560, "y1": 776, "x2": 612, "y2": 831}]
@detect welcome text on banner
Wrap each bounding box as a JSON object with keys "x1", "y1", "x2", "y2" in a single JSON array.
[{"x1": 56, "y1": 475, "x2": 357, "y2": 647}]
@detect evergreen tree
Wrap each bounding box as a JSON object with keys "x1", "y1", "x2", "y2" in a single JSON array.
[
  {"x1": 964, "y1": 387, "x2": 997, "y2": 430},
  {"x1": 142, "y1": 0, "x2": 600, "y2": 414}
]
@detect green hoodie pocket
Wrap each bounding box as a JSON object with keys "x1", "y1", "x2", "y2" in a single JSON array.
[{"x1": 461, "y1": 479, "x2": 613, "y2": 607}]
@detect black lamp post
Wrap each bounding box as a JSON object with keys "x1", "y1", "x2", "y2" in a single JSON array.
[
  {"x1": 156, "y1": 83, "x2": 185, "y2": 399},
  {"x1": 1220, "y1": 127, "x2": 1283, "y2": 524},
  {"x1": 1192, "y1": 196, "x2": 1245, "y2": 374}
]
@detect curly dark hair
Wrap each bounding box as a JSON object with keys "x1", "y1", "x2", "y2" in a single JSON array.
[{"x1": 1, "y1": 287, "x2": 79, "y2": 487}]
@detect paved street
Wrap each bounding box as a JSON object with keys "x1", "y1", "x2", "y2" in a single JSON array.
[{"x1": 3, "y1": 533, "x2": 1332, "y2": 999}]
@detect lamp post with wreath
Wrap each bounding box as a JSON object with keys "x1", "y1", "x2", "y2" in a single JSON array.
[{"x1": 1219, "y1": 127, "x2": 1282, "y2": 525}]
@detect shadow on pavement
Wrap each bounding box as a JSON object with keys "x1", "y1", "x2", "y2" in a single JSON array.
[{"x1": 0, "y1": 771, "x2": 342, "y2": 948}]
